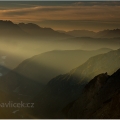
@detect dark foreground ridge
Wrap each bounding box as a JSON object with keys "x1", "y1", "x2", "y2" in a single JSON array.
[{"x1": 63, "y1": 68, "x2": 120, "y2": 119}]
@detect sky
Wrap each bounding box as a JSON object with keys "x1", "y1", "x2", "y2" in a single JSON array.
[{"x1": 0, "y1": 1, "x2": 120, "y2": 31}]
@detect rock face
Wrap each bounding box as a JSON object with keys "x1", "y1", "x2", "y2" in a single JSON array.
[{"x1": 63, "y1": 69, "x2": 120, "y2": 119}]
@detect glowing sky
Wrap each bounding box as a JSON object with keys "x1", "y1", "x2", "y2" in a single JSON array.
[{"x1": 0, "y1": 1, "x2": 120, "y2": 31}]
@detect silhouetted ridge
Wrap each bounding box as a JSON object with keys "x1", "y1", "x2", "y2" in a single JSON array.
[
  {"x1": 66, "y1": 30, "x2": 96, "y2": 37},
  {"x1": 18, "y1": 23, "x2": 42, "y2": 30},
  {"x1": 63, "y1": 68, "x2": 120, "y2": 119},
  {"x1": 0, "y1": 20, "x2": 28, "y2": 37},
  {"x1": 0, "y1": 20, "x2": 120, "y2": 39},
  {"x1": 58, "y1": 28, "x2": 120, "y2": 38},
  {"x1": 97, "y1": 29, "x2": 120, "y2": 38},
  {"x1": 0, "y1": 20, "x2": 20, "y2": 30},
  {"x1": 18, "y1": 22, "x2": 71, "y2": 38},
  {"x1": 0, "y1": 20, "x2": 71, "y2": 39}
]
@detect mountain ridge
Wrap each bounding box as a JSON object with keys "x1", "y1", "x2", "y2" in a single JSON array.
[
  {"x1": 0, "y1": 20, "x2": 71, "y2": 39},
  {"x1": 0, "y1": 20, "x2": 120, "y2": 39},
  {"x1": 63, "y1": 68, "x2": 120, "y2": 119},
  {"x1": 32, "y1": 48, "x2": 120, "y2": 118},
  {"x1": 58, "y1": 29, "x2": 120, "y2": 38}
]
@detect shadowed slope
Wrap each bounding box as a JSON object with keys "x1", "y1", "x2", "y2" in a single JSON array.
[{"x1": 64, "y1": 69, "x2": 120, "y2": 119}]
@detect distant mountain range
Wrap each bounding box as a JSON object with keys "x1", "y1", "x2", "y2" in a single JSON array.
[
  {"x1": 0, "y1": 20, "x2": 71, "y2": 40},
  {"x1": 18, "y1": 22, "x2": 71, "y2": 39},
  {"x1": 58, "y1": 30, "x2": 96, "y2": 37},
  {"x1": 58, "y1": 29, "x2": 120, "y2": 38},
  {"x1": 0, "y1": 20, "x2": 120, "y2": 39},
  {"x1": 0, "y1": 48, "x2": 110, "y2": 99},
  {"x1": 97, "y1": 29, "x2": 120, "y2": 38},
  {"x1": 0, "y1": 20, "x2": 119, "y2": 53},
  {"x1": 0, "y1": 19, "x2": 120, "y2": 119},
  {"x1": 32, "y1": 48, "x2": 120, "y2": 118},
  {"x1": 13, "y1": 48, "x2": 111, "y2": 84},
  {"x1": 63, "y1": 68, "x2": 120, "y2": 119},
  {"x1": 58, "y1": 36, "x2": 120, "y2": 50}
]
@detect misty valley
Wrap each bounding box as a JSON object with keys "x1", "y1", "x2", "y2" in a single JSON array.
[{"x1": 0, "y1": 19, "x2": 120, "y2": 119}]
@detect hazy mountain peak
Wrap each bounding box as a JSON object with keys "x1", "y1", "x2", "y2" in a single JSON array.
[
  {"x1": 0, "y1": 20, "x2": 28, "y2": 37},
  {"x1": 0, "y1": 20, "x2": 13, "y2": 24},
  {"x1": 0, "y1": 20, "x2": 18, "y2": 28},
  {"x1": 18, "y1": 22, "x2": 42, "y2": 29}
]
